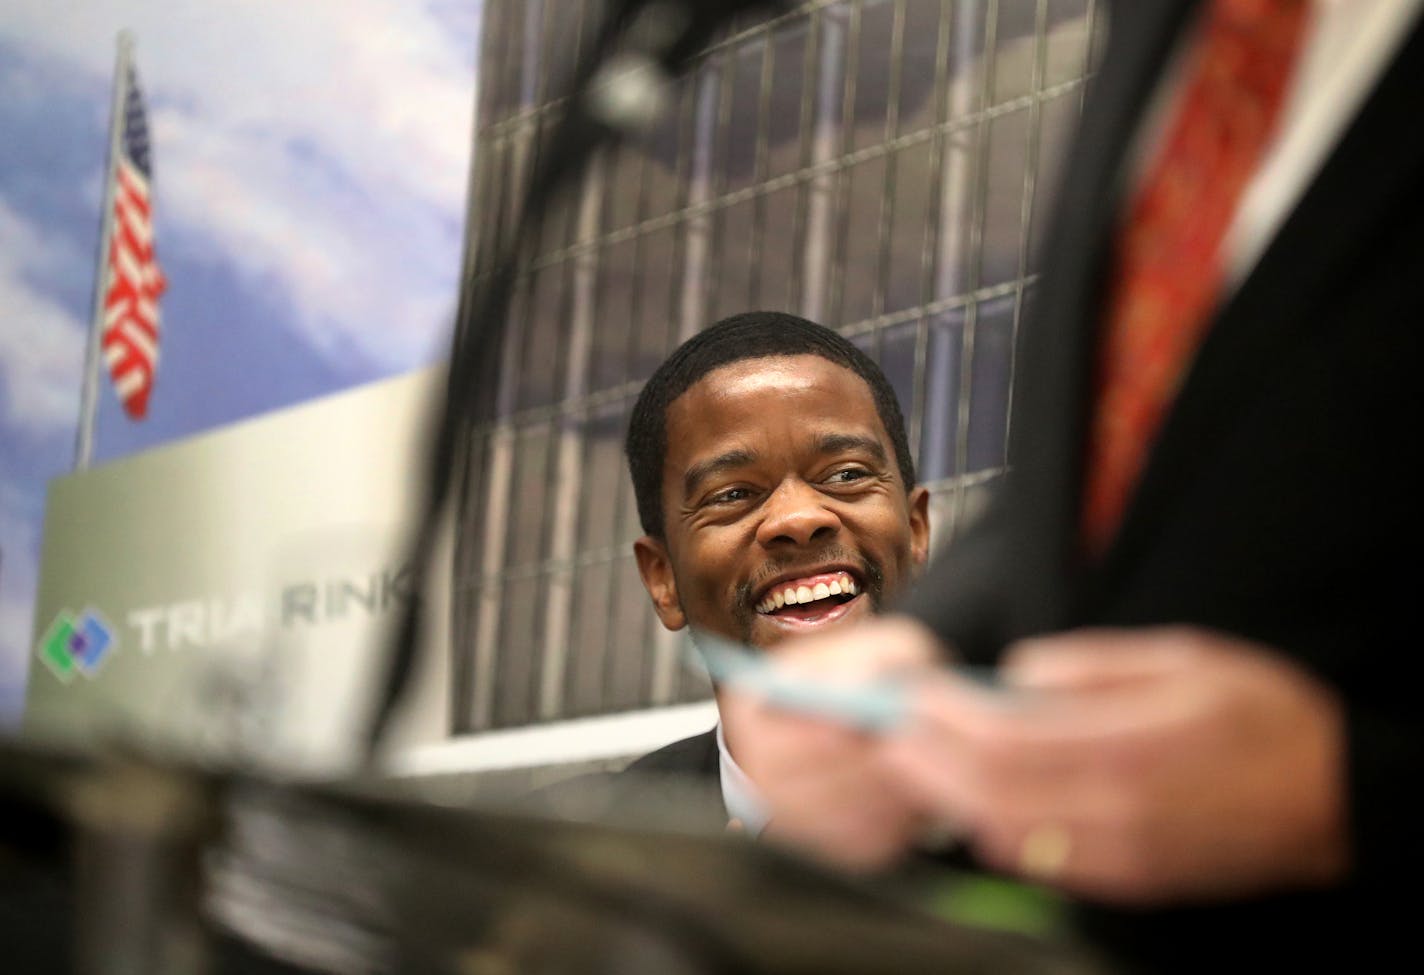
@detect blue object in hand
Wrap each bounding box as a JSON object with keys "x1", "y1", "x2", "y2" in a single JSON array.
[
  {"x1": 689, "y1": 630, "x2": 1013, "y2": 734},
  {"x1": 689, "y1": 630, "x2": 910, "y2": 733}
]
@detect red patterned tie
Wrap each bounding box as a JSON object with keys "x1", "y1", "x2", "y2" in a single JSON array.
[{"x1": 1081, "y1": 0, "x2": 1311, "y2": 556}]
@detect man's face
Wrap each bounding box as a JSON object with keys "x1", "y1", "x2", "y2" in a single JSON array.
[{"x1": 634, "y1": 355, "x2": 930, "y2": 650}]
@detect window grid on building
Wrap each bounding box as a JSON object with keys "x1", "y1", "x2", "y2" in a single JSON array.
[{"x1": 454, "y1": 0, "x2": 1099, "y2": 733}]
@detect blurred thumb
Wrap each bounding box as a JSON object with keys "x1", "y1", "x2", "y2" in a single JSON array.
[{"x1": 1002, "y1": 628, "x2": 1195, "y2": 690}]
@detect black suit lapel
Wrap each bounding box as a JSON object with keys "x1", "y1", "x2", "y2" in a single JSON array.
[
  {"x1": 1093, "y1": 10, "x2": 1424, "y2": 599},
  {"x1": 693, "y1": 727, "x2": 720, "y2": 778},
  {"x1": 626, "y1": 728, "x2": 720, "y2": 778},
  {"x1": 1003, "y1": 0, "x2": 1198, "y2": 639}
]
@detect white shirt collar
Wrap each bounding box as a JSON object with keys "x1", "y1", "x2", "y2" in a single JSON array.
[{"x1": 715, "y1": 721, "x2": 769, "y2": 836}]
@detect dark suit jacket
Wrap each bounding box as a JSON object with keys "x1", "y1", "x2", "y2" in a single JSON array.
[
  {"x1": 528, "y1": 730, "x2": 727, "y2": 834},
  {"x1": 623, "y1": 729, "x2": 720, "y2": 781},
  {"x1": 902, "y1": 2, "x2": 1423, "y2": 969},
  {"x1": 618, "y1": 729, "x2": 727, "y2": 818}
]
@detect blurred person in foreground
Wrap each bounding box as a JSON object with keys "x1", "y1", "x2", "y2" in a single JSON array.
[
  {"x1": 722, "y1": 0, "x2": 1423, "y2": 969},
  {"x1": 618, "y1": 311, "x2": 929, "y2": 831}
]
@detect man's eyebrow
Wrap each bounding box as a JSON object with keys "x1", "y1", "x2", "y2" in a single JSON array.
[
  {"x1": 815, "y1": 433, "x2": 889, "y2": 465},
  {"x1": 683, "y1": 448, "x2": 758, "y2": 499}
]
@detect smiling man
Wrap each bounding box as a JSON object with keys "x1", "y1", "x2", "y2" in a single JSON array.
[{"x1": 620, "y1": 311, "x2": 929, "y2": 830}]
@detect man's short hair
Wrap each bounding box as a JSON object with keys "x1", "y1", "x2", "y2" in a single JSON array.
[{"x1": 625, "y1": 311, "x2": 917, "y2": 538}]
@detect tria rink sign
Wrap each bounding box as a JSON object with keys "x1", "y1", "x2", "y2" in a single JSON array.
[
  {"x1": 25, "y1": 367, "x2": 451, "y2": 769},
  {"x1": 34, "y1": 565, "x2": 412, "y2": 682}
]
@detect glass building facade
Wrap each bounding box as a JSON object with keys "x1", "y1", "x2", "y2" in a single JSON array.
[{"x1": 453, "y1": 0, "x2": 1102, "y2": 733}]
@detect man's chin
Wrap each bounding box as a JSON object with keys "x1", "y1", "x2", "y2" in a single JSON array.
[{"x1": 747, "y1": 590, "x2": 875, "y2": 650}]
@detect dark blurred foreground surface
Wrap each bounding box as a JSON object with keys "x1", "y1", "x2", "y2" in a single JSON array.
[{"x1": 0, "y1": 737, "x2": 1112, "y2": 975}]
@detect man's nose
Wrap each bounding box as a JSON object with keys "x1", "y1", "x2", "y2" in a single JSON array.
[{"x1": 755, "y1": 479, "x2": 841, "y2": 548}]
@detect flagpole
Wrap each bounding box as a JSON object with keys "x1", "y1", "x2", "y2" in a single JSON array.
[{"x1": 74, "y1": 30, "x2": 134, "y2": 471}]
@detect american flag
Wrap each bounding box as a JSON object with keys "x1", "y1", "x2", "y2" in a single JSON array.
[{"x1": 101, "y1": 62, "x2": 166, "y2": 419}]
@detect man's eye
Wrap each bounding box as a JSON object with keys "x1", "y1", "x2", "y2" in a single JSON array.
[
  {"x1": 826, "y1": 467, "x2": 870, "y2": 484},
  {"x1": 708, "y1": 487, "x2": 753, "y2": 505}
]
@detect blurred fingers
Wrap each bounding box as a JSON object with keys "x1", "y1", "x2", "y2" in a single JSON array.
[{"x1": 1002, "y1": 627, "x2": 1209, "y2": 690}]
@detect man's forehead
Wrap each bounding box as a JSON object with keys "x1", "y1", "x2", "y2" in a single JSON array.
[
  {"x1": 686, "y1": 353, "x2": 867, "y2": 401},
  {"x1": 663, "y1": 356, "x2": 891, "y2": 474},
  {"x1": 666, "y1": 356, "x2": 883, "y2": 434}
]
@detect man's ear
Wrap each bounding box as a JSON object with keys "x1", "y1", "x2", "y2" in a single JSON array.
[
  {"x1": 633, "y1": 535, "x2": 687, "y2": 631},
  {"x1": 908, "y1": 485, "x2": 931, "y2": 568}
]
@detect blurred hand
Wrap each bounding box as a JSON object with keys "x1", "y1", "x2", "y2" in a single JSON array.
[
  {"x1": 882, "y1": 626, "x2": 1350, "y2": 904},
  {"x1": 726, "y1": 619, "x2": 1350, "y2": 906},
  {"x1": 720, "y1": 615, "x2": 944, "y2": 871}
]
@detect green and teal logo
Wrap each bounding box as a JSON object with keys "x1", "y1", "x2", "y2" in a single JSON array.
[{"x1": 37, "y1": 609, "x2": 117, "y2": 683}]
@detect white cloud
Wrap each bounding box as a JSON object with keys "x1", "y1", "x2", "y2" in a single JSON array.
[
  {"x1": 0, "y1": 0, "x2": 480, "y2": 370},
  {"x1": 0, "y1": 198, "x2": 87, "y2": 437}
]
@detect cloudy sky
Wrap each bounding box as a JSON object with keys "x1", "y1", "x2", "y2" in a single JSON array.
[{"x1": 0, "y1": 0, "x2": 481, "y2": 722}]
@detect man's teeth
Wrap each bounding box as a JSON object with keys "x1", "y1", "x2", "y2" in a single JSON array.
[{"x1": 756, "y1": 573, "x2": 859, "y2": 614}]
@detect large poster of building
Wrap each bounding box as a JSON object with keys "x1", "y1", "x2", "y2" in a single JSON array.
[{"x1": 453, "y1": 0, "x2": 1099, "y2": 733}]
